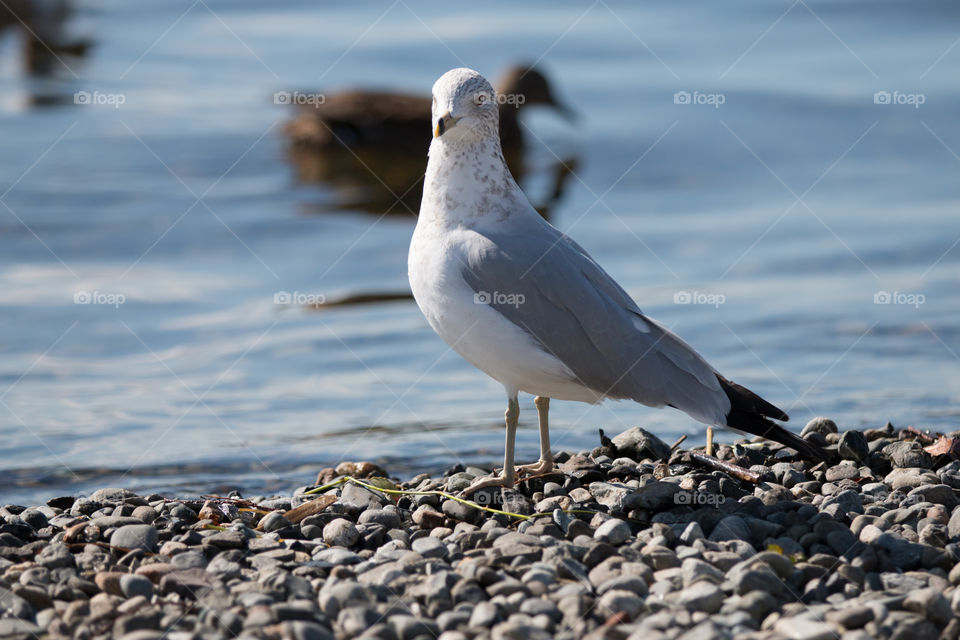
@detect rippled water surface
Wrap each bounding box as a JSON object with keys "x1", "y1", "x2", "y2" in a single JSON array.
[{"x1": 1, "y1": 1, "x2": 958, "y2": 503}]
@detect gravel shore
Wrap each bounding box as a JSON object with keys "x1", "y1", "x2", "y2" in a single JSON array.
[{"x1": 2, "y1": 419, "x2": 960, "y2": 640}]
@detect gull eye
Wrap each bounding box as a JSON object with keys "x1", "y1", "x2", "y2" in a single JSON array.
[{"x1": 476, "y1": 93, "x2": 488, "y2": 105}]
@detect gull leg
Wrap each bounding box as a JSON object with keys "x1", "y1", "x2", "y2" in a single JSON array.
[
  {"x1": 518, "y1": 396, "x2": 554, "y2": 476},
  {"x1": 462, "y1": 396, "x2": 519, "y2": 495},
  {"x1": 706, "y1": 425, "x2": 714, "y2": 457}
]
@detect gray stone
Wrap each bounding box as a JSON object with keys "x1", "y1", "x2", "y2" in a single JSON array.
[
  {"x1": 596, "y1": 589, "x2": 644, "y2": 620},
  {"x1": 949, "y1": 507, "x2": 960, "y2": 541},
  {"x1": 728, "y1": 563, "x2": 783, "y2": 596},
  {"x1": 111, "y1": 524, "x2": 158, "y2": 552},
  {"x1": 288, "y1": 621, "x2": 334, "y2": 640},
  {"x1": 907, "y1": 484, "x2": 957, "y2": 507},
  {"x1": 634, "y1": 481, "x2": 681, "y2": 510},
  {"x1": 679, "y1": 521, "x2": 704, "y2": 545},
  {"x1": 358, "y1": 508, "x2": 402, "y2": 529},
  {"x1": 171, "y1": 550, "x2": 207, "y2": 569},
  {"x1": 594, "y1": 519, "x2": 631, "y2": 545},
  {"x1": 681, "y1": 557, "x2": 724, "y2": 586},
  {"x1": 323, "y1": 518, "x2": 359, "y2": 548},
  {"x1": 802, "y1": 417, "x2": 838, "y2": 437},
  {"x1": 821, "y1": 489, "x2": 863, "y2": 515},
  {"x1": 391, "y1": 614, "x2": 439, "y2": 640},
  {"x1": 411, "y1": 535, "x2": 447, "y2": 559},
  {"x1": 340, "y1": 482, "x2": 387, "y2": 511},
  {"x1": 0, "y1": 586, "x2": 34, "y2": 619},
  {"x1": 313, "y1": 548, "x2": 362, "y2": 565},
  {"x1": 708, "y1": 516, "x2": 751, "y2": 543},
  {"x1": 120, "y1": 574, "x2": 154, "y2": 600},
  {"x1": 882, "y1": 441, "x2": 932, "y2": 469},
  {"x1": 259, "y1": 511, "x2": 292, "y2": 533},
  {"x1": 468, "y1": 601, "x2": 500, "y2": 627},
  {"x1": 89, "y1": 487, "x2": 138, "y2": 503},
  {"x1": 611, "y1": 426, "x2": 671, "y2": 461},
  {"x1": 903, "y1": 587, "x2": 952, "y2": 626},
  {"x1": 773, "y1": 616, "x2": 836, "y2": 640},
  {"x1": 318, "y1": 581, "x2": 366, "y2": 617},
  {"x1": 885, "y1": 468, "x2": 939, "y2": 491},
  {"x1": 596, "y1": 575, "x2": 648, "y2": 597},
  {"x1": 0, "y1": 619, "x2": 41, "y2": 636},
  {"x1": 588, "y1": 482, "x2": 636, "y2": 511},
  {"x1": 825, "y1": 463, "x2": 860, "y2": 482},
  {"x1": 826, "y1": 605, "x2": 873, "y2": 629},
  {"x1": 676, "y1": 581, "x2": 724, "y2": 613},
  {"x1": 838, "y1": 430, "x2": 869, "y2": 462}
]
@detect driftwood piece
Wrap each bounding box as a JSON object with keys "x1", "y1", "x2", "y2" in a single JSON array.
[
  {"x1": 689, "y1": 451, "x2": 762, "y2": 483},
  {"x1": 278, "y1": 494, "x2": 337, "y2": 525}
]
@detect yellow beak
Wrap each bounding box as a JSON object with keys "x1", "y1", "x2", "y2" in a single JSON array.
[{"x1": 433, "y1": 113, "x2": 460, "y2": 139}]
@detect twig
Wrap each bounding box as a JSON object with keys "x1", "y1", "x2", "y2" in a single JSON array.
[
  {"x1": 903, "y1": 426, "x2": 936, "y2": 444},
  {"x1": 689, "y1": 452, "x2": 761, "y2": 483},
  {"x1": 669, "y1": 435, "x2": 687, "y2": 453}
]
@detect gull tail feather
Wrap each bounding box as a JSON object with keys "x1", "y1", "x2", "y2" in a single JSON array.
[{"x1": 717, "y1": 374, "x2": 828, "y2": 462}]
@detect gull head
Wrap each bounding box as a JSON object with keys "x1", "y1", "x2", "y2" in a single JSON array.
[{"x1": 431, "y1": 68, "x2": 499, "y2": 144}]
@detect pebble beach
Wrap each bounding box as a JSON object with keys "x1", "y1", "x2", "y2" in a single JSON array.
[{"x1": 2, "y1": 419, "x2": 960, "y2": 640}]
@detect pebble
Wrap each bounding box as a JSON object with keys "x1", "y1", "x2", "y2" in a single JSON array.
[
  {"x1": 593, "y1": 518, "x2": 631, "y2": 545},
  {"x1": 323, "y1": 518, "x2": 360, "y2": 547},
  {"x1": 111, "y1": 524, "x2": 159, "y2": 552}
]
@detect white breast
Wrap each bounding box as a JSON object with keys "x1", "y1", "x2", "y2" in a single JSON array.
[{"x1": 408, "y1": 224, "x2": 600, "y2": 403}]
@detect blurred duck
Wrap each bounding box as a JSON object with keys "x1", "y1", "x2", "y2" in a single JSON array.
[
  {"x1": 285, "y1": 65, "x2": 575, "y2": 155},
  {"x1": 282, "y1": 65, "x2": 579, "y2": 218}
]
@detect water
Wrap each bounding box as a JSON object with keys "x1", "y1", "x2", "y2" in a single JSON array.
[{"x1": 1, "y1": 0, "x2": 958, "y2": 504}]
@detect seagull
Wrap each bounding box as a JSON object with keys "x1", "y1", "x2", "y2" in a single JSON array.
[{"x1": 408, "y1": 68, "x2": 826, "y2": 495}]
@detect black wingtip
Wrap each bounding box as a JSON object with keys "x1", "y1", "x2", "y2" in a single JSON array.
[{"x1": 717, "y1": 374, "x2": 828, "y2": 462}]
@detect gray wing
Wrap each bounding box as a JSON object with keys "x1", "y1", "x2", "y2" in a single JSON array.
[{"x1": 459, "y1": 220, "x2": 727, "y2": 423}]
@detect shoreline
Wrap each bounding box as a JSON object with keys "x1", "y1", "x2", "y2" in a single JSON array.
[{"x1": 1, "y1": 419, "x2": 959, "y2": 639}]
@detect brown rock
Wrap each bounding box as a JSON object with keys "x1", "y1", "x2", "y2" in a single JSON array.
[{"x1": 94, "y1": 571, "x2": 125, "y2": 597}]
